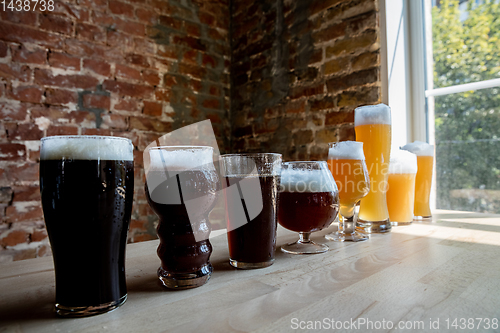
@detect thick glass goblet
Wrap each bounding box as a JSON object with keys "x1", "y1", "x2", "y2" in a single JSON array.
[
  {"x1": 278, "y1": 161, "x2": 339, "y2": 254},
  {"x1": 326, "y1": 141, "x2": 370, "y2": 242}
]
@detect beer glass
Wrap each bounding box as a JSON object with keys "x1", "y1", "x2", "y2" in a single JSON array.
[
  {"x1": 40, "y1": 135, "x2": 134, "y2": 317},
  {"x1": 401, "y1": 141, "x2": 434, "y2": 219},
  {"x1": 354, "y1": 103, "x2": 392, "y2": 233},
  {"x1": 145, "y1": 146, "x2": 219, "y2": 289},
  {"x1": 387, "y1": 150, "x2": 417, "y2": 225},
  {"x1": 325, "y1": 141, "x2": 370, "y2": 242},
  {"x1": 279, "y1": 161, "x2": 339, "y2": 254},
  {"x1": 220, "y1": 153, "x2": 281, "y2": 269}
]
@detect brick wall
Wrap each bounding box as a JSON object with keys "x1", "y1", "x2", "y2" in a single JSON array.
[
  {"x1": 0, "y1": 0, "x2": 230, "y2": 262},
  {"x1": 230, "y1": 0, "x2": 381, "y2": 160},
  {"x1": 0, "y1": 0, "x2": 381, "y2": 262}
]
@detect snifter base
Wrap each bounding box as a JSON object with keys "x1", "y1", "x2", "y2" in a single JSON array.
[
  {"x1": 281, "y1": 240, "x2": 329, "y2": 255},
  {"x1": 55, "y1": 294, "x2": 127, "y2": 317},
  {"x1": 356, "y1": 219, "x2": 392, "y2": 233},
  {"x1": 229, "y1": 259, "x2": 274, "y2": 269},
  {"x1": 158, "y1": 264, "x2": 212, "y2": 289}
]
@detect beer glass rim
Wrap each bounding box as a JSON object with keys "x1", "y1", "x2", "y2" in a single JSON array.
[
  {"x1": 220, "y1": 153, "x2": 281, "y2": 158},
  {"x1": 147, "y1": 145, "x2": 214, "y2": 152},
  {"x1": 41, "y1": 135, "x2": 132, "y2": 143}
]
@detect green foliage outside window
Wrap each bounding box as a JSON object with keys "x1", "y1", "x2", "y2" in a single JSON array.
[{"x1": 432, "y1": 0, "x2": 500, "y2": 212}]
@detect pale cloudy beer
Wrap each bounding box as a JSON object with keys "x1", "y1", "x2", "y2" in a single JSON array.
[
  {"x1": 326, "y1": 141, "x2": 370, "y2": 242},
  {"x1": 401, "y1": 141, "x2": 434, "y2": 218},
  {"x1": 387, "y1": 150, "x2": 417, "y2": 225},
  {"x1": 40, "y1": 136, "x2": 134, "y2": 317},
  {"x1": 355, "y1": 104, "x2": 392, "y2": 233}
]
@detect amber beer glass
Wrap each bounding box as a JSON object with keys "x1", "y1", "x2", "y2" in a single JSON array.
[
  {"x1": 354, "y1": 103, "x2": 392, "y2": 233},
  {"x1": 326, "y1": 141, "x2": 370, "y2": 242},
  {"x1": 40, "y1": 136, "x2": 134, "y2": 317},
  {"x1": 145, "y1": 146, "x2": 219, "y2": 289},
  {"x1": 386, "y1": 150, "x2": 417, "y2": 225},
  {"x1": 220, "y1": 153, "x2": 281, "y2": 269},
  {"x1": 279, "y1": 161, "x2": 339, "y2": 254},
  {"x1": 401, "y1": 141, "x2": 434, "y2": 219}
]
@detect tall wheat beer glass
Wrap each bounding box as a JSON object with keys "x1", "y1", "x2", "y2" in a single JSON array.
[
  {"x1": 387, "y1": 150, "x2": 417, "y2": 225},
  {"x1": 355, "y1": 104, "x2": 392, "y2": 233},
  {"x1": 40, "y1": 136, "x2": 134, "y2": 317},
  {"x1": 401, "y1": 141, "x2": 434, "y2": 219}
]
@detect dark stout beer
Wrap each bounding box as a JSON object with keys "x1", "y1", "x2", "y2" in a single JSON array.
[
  {"x1": 40, "y1": 136, "x2": 133, "y2": 317},
  {"x1": 225, "y1": 175, "x2": 280, "y2": 265}
]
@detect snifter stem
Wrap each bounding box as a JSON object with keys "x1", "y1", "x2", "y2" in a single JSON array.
[
  {"x1": 299, "y1": 232, "x2": 311, "y2": 243},
  {"x1": 325, "y1": 206, "x2": 368, "y2": 242}
]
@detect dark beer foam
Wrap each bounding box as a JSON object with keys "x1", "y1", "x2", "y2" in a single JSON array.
[
  {"x1": 148, "y1": 146, "x2": 214, "y2": 171},
  {"x1": 41, "y1": 136, "x2": 133, "y2": 161},
  {"x1": 281, "y1": 169, "x2": 335, "y2": 193}
]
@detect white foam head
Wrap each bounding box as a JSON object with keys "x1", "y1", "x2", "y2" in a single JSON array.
[
  {"x1": 281, "y1": 162, "x2": 336, "y2": 193},
  {"x1": 40, "y1": 135, "x2": 133, "y2": 161},
  {"x1": 389, "y1": 150, "x2": 417, "y2": 174},
  {"x1": 328, "y1": 141, "x2": 365, "y2": 160},
  {"x1": 401, "y1": 141, "x2": 434, "y2": 156},
  {"x1": 355, "y1": 103, "x2": 391, "y2": 126},
  {"x1": 147, "y1": 146, "x2": 214, "y2": 171}
]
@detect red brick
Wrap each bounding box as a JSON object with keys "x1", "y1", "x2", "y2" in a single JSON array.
[
  {"x1": 12, "y1": 186, "x2": 41, "y2": 202},
  {"x1": 135, "y1": 8, "x2": 158, "y2": 25},
  {"x1": 115, "y1": 64, "x2": 142, "y2": 81},
  {"x1": 125, "y1": 53, "x2": 150, "y2": 68},
  {"x1": 208, "y1": 84, "x2": 220, "y2": 96},
  {"x1": 185, "y1": 22, "x2": 201, "y2": 38},
  {"x1": 158, "y1": 15, "x2": 183, "y2": 30},
  {"x1": 6, "y1": 162, "x2": 39, "y2": 182},
  {"x1": 1, "y1": 229, "x2": 30, "y2": 247},
  {"x1": 290, "y1": 83, "x2": 325, "y2": 99},
  {"x1": 326, "y1": 68, "x2": 379, "y2": 93},
  {"x1": 129, "y1": 117, "x2": 171, "y2": 133},
  {"x1": 8, "y1": 123, "x2": 43, "y2": 141},
  {"x1": 156, "y1": 45, "x2": 179, "y2": 60},
  {"x1": 48, "y1": 52, "x2": 81, "y2": 70},
  {"x1": 106, "y1": 30, "x2": 135, "y2": 49},
  {"x1": 202, "y1": 98, "x2": 220, "y2": 110},
  {"x1": 178, "y1": 63, "x2": 206, "y2": 80},
  {"x1": 154, "y1": 89, "x2": 170, "y2": 102},
  {"x1": 45, "y1": 88, "x2": 78, "y2": 105},
  {"x1": 0, "y1": 144, "x2": 26, "y2": 161},
  {"x1": 0, "y1": 21, "x2": 63, "y2": 49},
  {"x1": 142, "y1": 69, "x2": 160, "y2": 86},
  {"x1": 91, "y1": 10, "x2": 115, "y2": 26},
  {"x1": 109, "y1": 1, "x2": 134, "y2": 17},
  {"x1": 31, "y1": 229, "x2": 48, "y2": 242},
  {"x1": 76, "y1": 23, "x2": 106, "y2": 43},
  {"x1": 39, "y1": 14, "x2": 74, "y2": 35},
  {"x1": 6, "y1": 203, "x2": 43, "y2": 223},
  {"x1": 101, "y1": 113, "x2": 128, "y2": 129},
  {"x1": 83, "y1": 58, "x2": 111, "y2": 76},
  {"x1": 172, "y1": 35, "x2": 206, "y2": 51},
  {"x1": 312, "y1": 21, "x2": 347, "y2": 43},
  {"x1": 199, "y1": 12, "x2": 215, "y2": 26},
  {"x1": 143, "y1": 101, "x2": 162, "y2": 116},
  {"x1": 0, "y1": 41, "x2": 7, "y2": 57},
  {"x1": 114, "y1": 17, "x2": 145, "y2": 36},
  {"x1": 35, "y1": 69, "x2": 99, "y2": 89},
  {"x1": 0, "y1": 10, "x2": 37, "y2": 26},
  {"x1": 0, "y1": 63, "x2": 31, "y2": 82},
  {"x1": 0, "y1": 103, "x2": 28, "y2": 121},
  {"x1": 182, "y1": 50, "x2": 198, "y2": 65},
  {"x1": 11, "y1": 45, "x2": 47, "y2": 64},
  {"x1": 325, "y1": 111, "x2": 354, "y2": 125},
  {"x1": 9, "y1": 86, "x2": 43, "y2": 104},
  {"x1": 64, "y1": 39, "x2": 122, "y2": 62},
  {"x1": 202, "y1": 54, "x2": 217, "y2": 68},
  {"x1": 134, "y1": 38, "x2": 156, "y2": 55},
  {"x1": 82, "y1": 94, "x2": 111, "y2": 110},
  {"x1": 77, "y1": 0, "x2": 107, "y2": 9},
  {"x1": 103, "y1": 80, "x2": 154, "y2": 99},
  {"x1": 53, "y1": 2, "x2": 90, "y2": 22},
  {"x1": 47, "y1": 125, "x2": 79, "y2": 136},
  {"x1": 82, "y1": 128, "x2": 112, "y2": 136},
  {"x1": 114, "y1": 99, "x2": 139, "y2": 111}
]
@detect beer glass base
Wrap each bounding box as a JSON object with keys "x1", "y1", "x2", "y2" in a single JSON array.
[
  {"x1": 356, "y1": 219, "x2": 392, "y2": 233},
  {"x1": 157, "y1": 264, "x2": 212, "y2": 289},
  {"x1": 391, "y1": 221, "x2": 412, "y2": 226},
  {"x1": 325, "y1": 231, "x2": 368, "y2": 242},
  {"x1": 55, "y1": 294, "x2": 127, "y2": 317},
  {"x1": 281, "y1": 240, "x2": 329, "y2": 255},
  {"x1": 229, "y1": 259, "x2": 274, "y2": 269},
  {"x1": 413, "y1": 216, "x2": 432, "y2": 221}
]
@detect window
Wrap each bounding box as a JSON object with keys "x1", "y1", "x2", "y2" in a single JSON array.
[{"x1": 382, "y1": 0, "x2": 500, "y2": 213}]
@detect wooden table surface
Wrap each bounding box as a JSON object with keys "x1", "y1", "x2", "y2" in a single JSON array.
[{"x1": 1, "y1": 210, "x2": 500, "y2": 332}]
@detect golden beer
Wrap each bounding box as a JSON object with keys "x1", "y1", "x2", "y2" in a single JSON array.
[
  {"x1": 386, "y1": 150, "x2": 418, "y2": 225},
  {"x1": 354, "y1": 104, "x2": 392, "y2": 233},
  {"x1": 401, "y1": 141, "x2": 434, "y2": 219}
]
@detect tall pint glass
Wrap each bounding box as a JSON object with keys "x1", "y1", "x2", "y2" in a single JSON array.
[
  {"x1": 40, "y1": 135, "x2": 134, "y2": 317},
  {"x1": 355, "y1": 103, "x2": 392, "y2": 233},
  {"x1": 401, "y1": 141, "x2": 434, "y2": 219},
  {"x1": 387, "y1": 150, "x2": 417, "y2": 225},
  {"x1": 145, "y1": 146, "x2": 219, "y2": 289},
  {"x1": 220, "y1": 153, "x2": 281, "y2": 269}
]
